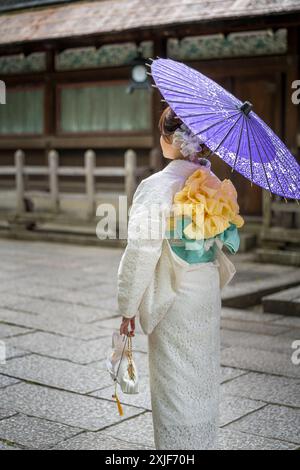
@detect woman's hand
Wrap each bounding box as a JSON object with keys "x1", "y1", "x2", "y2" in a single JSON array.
[{"x1": 120, "y1": 316, "x2": 136, "y2": 337}]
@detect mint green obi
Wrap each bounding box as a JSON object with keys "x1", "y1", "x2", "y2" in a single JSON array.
[{"x1": 166, "y1": 219, "x2": 240, "y2": 264}]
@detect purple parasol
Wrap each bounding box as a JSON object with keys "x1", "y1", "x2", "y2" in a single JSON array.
[{"x1": 149, "y1": 57, "x2": 300, "y2": 201}]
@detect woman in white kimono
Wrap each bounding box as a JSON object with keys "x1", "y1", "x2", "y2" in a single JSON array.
[{"x1": 118, "y1": 106, "x2": 244, "y2": 450}]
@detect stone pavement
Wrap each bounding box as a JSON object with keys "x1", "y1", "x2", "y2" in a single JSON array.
[{"x1": 0, "y1": 239, "x2": 299, "y2": 451}]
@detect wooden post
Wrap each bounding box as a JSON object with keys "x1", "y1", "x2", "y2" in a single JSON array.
[
  {"x1": 262, "y1": 190, "x2": 272, "y2": 231},
  {"x1": 286, "y1": 27, "x2": 299, "y2": 161},
  {"x1": 149, "y1": 147, "x2": 161, "y2": 173},
  {"x1": 85, "y1": 149, "x2": 96, "y2": 219},
  {"x1": 48, "y1": 149, "x2": 59, "y2": 212},
  {"x1": 125, "y1": 149, "x2": 137, "y2": 205},
  {"x1": 15, "y1": 149, "x2": 25, "y2": 214},
  {"x1": 152, "y1": 36, "x2": 167, "y2": 170}
]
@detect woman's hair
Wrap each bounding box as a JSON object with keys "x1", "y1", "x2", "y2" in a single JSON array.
[
  {"x1": 158, "y1": 106, "x2": 183, "y2": 144},
  {"x1": 158, "y1": 105, "x2": 211, "y2": 158}
]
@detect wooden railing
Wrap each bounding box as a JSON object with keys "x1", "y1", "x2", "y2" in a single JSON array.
[
  {"x1": 262, "y1": 191, "x2": 300, "y2": 244},
  {"x1": 0, "y1": 148, "x2": 160, "y2": 222}
]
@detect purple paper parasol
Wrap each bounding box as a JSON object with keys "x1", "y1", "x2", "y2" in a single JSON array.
[{"x1": 150, "y1": 57, "x2": 300, "y2": 201}]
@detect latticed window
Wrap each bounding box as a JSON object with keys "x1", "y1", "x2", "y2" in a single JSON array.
[
  {"x1": 0, "y1": 86, "x2": 44, "y2": 135},
  {"x1": 58, "y1": 82, "x2": 152, "y2": 133}
]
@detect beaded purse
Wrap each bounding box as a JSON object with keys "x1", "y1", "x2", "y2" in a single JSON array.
[{"x1": 106, "y1": 331, "x2": 139, "y2": 416}]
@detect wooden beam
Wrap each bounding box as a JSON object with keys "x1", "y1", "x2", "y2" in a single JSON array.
[
  {"x1": 262, "y1": 227, "x2": 300, "y2": 244},
  {"x1": 1, "y1": 65, "x2": 132, "y2": 84},
  {"x1": 271, "y1": 202, "x2": 300, "y2": 213},
  {"x1": 0, "y1": 135, "x2": 153, "y2": 150},
  {"x1": 285, "y1": 27, "x2": 299, "y2": 160}
]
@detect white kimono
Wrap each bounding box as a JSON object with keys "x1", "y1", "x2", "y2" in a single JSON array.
[{"x1": 117, "y1": 158, "x2": 236, "y2": 450}]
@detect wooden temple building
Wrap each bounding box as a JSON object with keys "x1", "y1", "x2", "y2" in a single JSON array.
[{"x1": 0, "y1": 0, "x2": 299, "y2": 262}]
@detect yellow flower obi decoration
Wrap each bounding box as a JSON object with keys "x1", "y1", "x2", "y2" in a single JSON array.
[{"x1": 169, "y1": 167, "x2": 244, "y2": 240}]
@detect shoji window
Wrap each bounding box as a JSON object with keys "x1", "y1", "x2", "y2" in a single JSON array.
[
  {"x1": 0, "y1": 86, "x2": 44, "y2": 135},
  {"x1": 58, "y1": 82, "x2": 152, "y2": 133}
]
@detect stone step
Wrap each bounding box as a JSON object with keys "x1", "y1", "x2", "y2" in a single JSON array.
[
  {"x1": 0, "y1": 225, "x2": 126, "y2": 248},
  {"x1": 239, "y1": 232, "x2": 257, "y2": 253},
  {"x1": 222, "y1": 263, "x2": 300, "y2": 309},
  {"x1": 262, "y1": 286, "x2": 300, "y2": 317},
  {"x1": 256, "y1": 248, "x2": 300, "y2": 267}
]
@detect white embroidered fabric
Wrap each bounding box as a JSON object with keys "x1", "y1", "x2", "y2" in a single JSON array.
[
  {"x1": 117, "y1": 159, "x2": 228, "y2": 450},
  {"x1": 148, "y1": 262, "x2": 221, "y2": 450},
  {"x1": 117, "y1": 159, "x2": 202, "y2": 319}
]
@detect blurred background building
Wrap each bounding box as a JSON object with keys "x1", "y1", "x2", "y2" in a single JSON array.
[{"x1": 0, "y1": 0, "x2": 299, "y2": 263}]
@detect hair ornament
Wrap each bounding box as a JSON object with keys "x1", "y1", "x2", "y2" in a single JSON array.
[{"x1": 172, "y1": 123, "x2": 205, "y2": 162}]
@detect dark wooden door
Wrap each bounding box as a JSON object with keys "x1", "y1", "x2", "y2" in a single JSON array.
[
  {"x1": 209, "y1": 72, "x2": 282, "y2": 216},
  {"x1": 232, "y1": 74, "x2": 282, "y2": 216}
]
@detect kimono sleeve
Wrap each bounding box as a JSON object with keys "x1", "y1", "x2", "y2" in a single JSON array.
[{"x1": 117, "y1": 178, "x2": 170, "y2": 319}]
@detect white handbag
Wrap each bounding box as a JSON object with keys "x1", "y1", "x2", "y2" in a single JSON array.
[{"x1": 106, "y1": 331, "x2": 139, "y2": 416}]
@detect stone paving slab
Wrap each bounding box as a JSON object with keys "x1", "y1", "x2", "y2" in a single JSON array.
[
  {"x1": 0, "y1": 278, "x2": 116, "y2": 308},
  {"x1": 0, "y1": 374, "x2": 19, "y2": 389},
  {"x1": 100, "y1": 411, "x2": 297, "y2": 451},
  {"x1": 91, "y1": 381, "x2": 266, "y2": 429},
  {"x1": 220, "y1": 395, "x2": 266, "y2": 427},
  {"x1": 0, "y1": 383, "x2": 145, "y2": 431},
  {"x1": 0, "y1": 293, "x2": 113, "y2": 324},
  {"x1": 0, "y1": 323, "x2": 33, "y2": 339},
  {"x1": 263, "y1": 286, "x2": 300, "y2": 317},
  {"x1": 6, "y1": 332, "x2": 111, "y2": 365},
  {"x1": 0, "y1": 407, "x2": 16, "y2": 421},
  {"x1": 0, "y1": 414, "x2": 82, "y2": 450},
  {"x1": 225, "y1": 405, "x2": 300, "y2": 445},
  {"x1": 221, "y1": 346, "x2": 300, "y2": 379},
  {"x1": 0, "y1": 354, "x2": 111, "y2": 394},
  {"x1": 23, "y1": 269, "x2": 110, "y2": 290},
  {"x1": 55, "y1": 431, "x2": 152, "y2": 450},
  {"x1": 273, "y1": 316, "x2": 300, "y2": 329},
  {"x1": 101, "y1": 412, "x2": 154, "y2": 448},
  {"x1": 279, "y1": 328, "x2": 300, "y2": 340},
  {"x1": 217, "y1": 428, "x2": 298, "y2": 450},
  {"x1": 3, "y1": 282, "x2": 117, "y2": 313},
  {"x1": 221, "y1": 307, "x2": 283, "y2": 323},
  {"x1": 2, "y1": 275, "x2": 116, "y2": 304},
  {"x1": 42, "y1": 287, "x2": 118, "y2": 312},
  {"x1": 4, "y1": 345, "x2": 31, "y2": 361},
  {"x1": 0, "y1": 239, "x2": 299, "y2": 450},
  {"x1": 0, "y1": 308, "x2": 110, "y2": 340},
  {"x1": 2, "y1": 283, "x2": 67, "y2": 300},
  {"x1": 221, "y1": 319, "x2": 289, "y2": 336},
  {"x1": 221, "y1": 329, "x2": 294, "y2": 355},
  {"x1": 221, "y1": 372, "x2": 300, "y2": 408},
  {"x1": 220, "y1": 367, "x2": 247, "y2": 384},
  {"x1": 0, "y1": 272, "x2": 25, "y2": 282}
]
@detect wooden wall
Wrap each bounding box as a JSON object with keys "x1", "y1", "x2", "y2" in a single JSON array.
[{"x1": 0, "y1": 30, "x2": 298, "y2": 217}]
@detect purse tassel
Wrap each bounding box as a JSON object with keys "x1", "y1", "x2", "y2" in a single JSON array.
[{"x1": 112, "y1": 381, "x2": 124, "y2": 416}]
